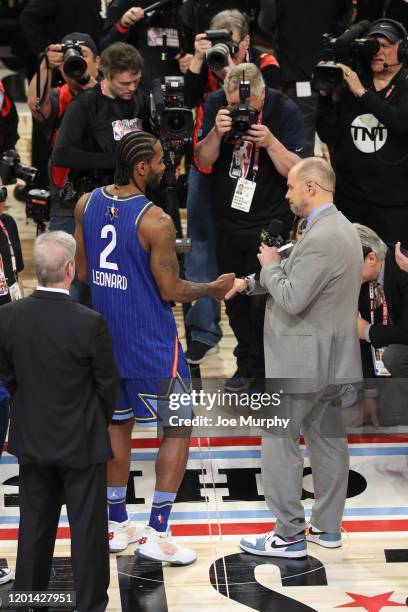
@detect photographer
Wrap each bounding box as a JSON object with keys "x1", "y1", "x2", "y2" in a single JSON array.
[
  {"x1": 183, "y1": 9, "x2": 280, "y2": 366},
  {"x1": 195, "y1": 63, "x2": 306, "y2": 389},
  {"x1": 19, "y1": 0, "x2": 104, "y2": 62},
  {"x1": 257, "y1": 0, "x2": 352, "y2": 155},
  {"x1": 27, "y1": 34, "x2": 100, "y2": 238},
  {"x1": 52, "y1": 43, "x2": 150, "y2": 203},
  {"x1": 316, "y1": 18, "x2": 408, "y2": 244},
  {"x1": 101, "y1": 0, "x2": 192, "y2": 93}
]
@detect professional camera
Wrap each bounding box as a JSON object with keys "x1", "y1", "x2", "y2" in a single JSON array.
[
  {"x1": 205, "y1": 29, "x2": 239, "y2": 72},
  {"x1": 0, "y1": 186, "x2": 7, "y2": 203},
  {"x1": 0, "y1": 150, "x2": 36, "y2": 185},
  {"x1": 151, "y1": 76, "x2": 194, "y2": 147},
  {"x1": 26, "y1": 188, "x2": 51, "y2": 232},
  {"x1": 60, "y1": 40, "x2": 87, "y2": 80},
  {"x1": 313, "y1": 20, "x2": 379, "y2": 91},
  {"x1": 228, "y1": 75, "x2": 258, "y2": 138}
]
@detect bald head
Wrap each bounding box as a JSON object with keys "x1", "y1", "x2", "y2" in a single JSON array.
[
  {"x1": 286, "y1": 157, "x2": 336, "y2": 218},
  {"x1": 291, "y1": 157, "x2": 336, "y2": 192}
]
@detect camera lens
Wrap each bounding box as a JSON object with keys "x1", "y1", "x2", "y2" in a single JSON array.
[
  {"x1": 63, "y1": 49, "x2": 87, "y2": 79},
  {"x1": 206, "y1": 43, "x2": 230, "y2": 72}
]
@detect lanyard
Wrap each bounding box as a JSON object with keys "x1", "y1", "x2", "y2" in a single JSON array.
[
  {"x1": 369, "y1": 281, "x2": 388, "y2": 326},
  {"x1": 232, "y1": 109, "x2": 263, "y2": 183},
  {"x1": 0, "y1": 218, "x2": 17, "y2": 275}
]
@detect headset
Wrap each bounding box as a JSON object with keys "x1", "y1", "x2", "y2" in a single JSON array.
[{"x1": 369, "y1": 18, "x2": 408, "y2": 65}]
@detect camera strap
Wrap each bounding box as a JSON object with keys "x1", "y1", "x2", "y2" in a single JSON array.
[
  {"x1": 35, "y1": 52, "x2": 51, "y2": 114},
  {"x1": 251, "y1": 109, "x2": 263, "y2": 182}
]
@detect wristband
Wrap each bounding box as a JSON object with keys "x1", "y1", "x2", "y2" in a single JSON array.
[{"x1": 116, "y1": 21, "x2": 130, "y2": 34}]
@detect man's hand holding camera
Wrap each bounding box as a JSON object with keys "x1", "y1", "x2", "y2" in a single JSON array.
[
  {"x1": 214, "y1": 107, "x2": 232, "y2": 138},
  {"x1": 337, "y1": 63, "x2": 366, "y2": 97},
  {"x1": 45, "y1": 44, "x2": 65, "y2": 70},
  {"x1": 246, "y1": 123, "x2": 274, "y2": 148}
]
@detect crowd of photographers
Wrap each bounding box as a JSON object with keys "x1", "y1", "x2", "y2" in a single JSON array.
[{"x1": 0, "y1": 0, "x2": 407, "y2": 428}]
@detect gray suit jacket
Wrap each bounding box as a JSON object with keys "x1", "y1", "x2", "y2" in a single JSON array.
[{"x1": 258, "y1": 206, "x2": 363, "y2": 391}]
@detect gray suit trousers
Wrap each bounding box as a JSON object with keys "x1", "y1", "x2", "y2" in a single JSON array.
[{"x1": 261, "y1": 386, "x2": 349, "y2": 537}]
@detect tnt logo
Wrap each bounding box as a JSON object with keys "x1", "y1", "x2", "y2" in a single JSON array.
[{"x1": 350, "y1": 113, "x2": 387, "y2": 153}]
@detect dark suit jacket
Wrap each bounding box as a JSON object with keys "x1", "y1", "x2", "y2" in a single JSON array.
[
  {"x1": 359, "y1": 248, "x2": 408, "y2": 376},
  {"x1": 0, "y1": 290, "x2": 120, "y2": 467}
]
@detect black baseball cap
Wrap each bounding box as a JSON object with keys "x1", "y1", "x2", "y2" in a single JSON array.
[
  {"x1": 61, "y1": 32, "x2": 98, "y2": 55},
  {"x1": 367, "y1": 20, "x2": 404, "y2": 43}
]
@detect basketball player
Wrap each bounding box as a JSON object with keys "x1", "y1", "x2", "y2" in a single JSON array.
[{"x1": 75, "y1": 131, "x2": 234, "y2": 565}]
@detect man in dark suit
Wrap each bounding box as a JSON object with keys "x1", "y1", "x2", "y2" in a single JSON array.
[
  {"x1": 355, "y1": 224, "x2": 408, "y2": 425},
  {"x1": 0, "y1": 231, "x2": 120, "y2": 612}
]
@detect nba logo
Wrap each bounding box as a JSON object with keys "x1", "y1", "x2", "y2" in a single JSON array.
[
  {"x1": 112, "y1": 120, "x2": 124, "y2": 141},
  {"x1": 229, "y1": 141, "x2": 253, "y2": 179}
]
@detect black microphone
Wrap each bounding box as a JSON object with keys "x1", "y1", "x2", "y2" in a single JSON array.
[
  {"x1": 260, "y1": 219, "x2": 285, "y2": 248},
  {"x1": 255, "y1": 220, "x2": 285, "y2": 279},
  {"x1": 382, "y1": 62, "x2": 401, "y2": 69}
]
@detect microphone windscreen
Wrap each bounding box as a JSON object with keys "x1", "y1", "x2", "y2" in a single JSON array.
[{"x1": 266, "y1": 219, "x2": 284, "y2": 236}]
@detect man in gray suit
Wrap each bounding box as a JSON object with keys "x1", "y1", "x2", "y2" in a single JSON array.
[{"x1": 226, "y1": 157, "x2": 363, "y2": 558}]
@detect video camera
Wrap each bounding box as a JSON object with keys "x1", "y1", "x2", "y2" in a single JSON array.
[
  {"x1": 0, "y1": 150, "x2": 36, "y2": 185},
  {"x1": 151, "y1": 76, "x2": 194, "y2": 149},
  {"x1": 204, "y1": 29, "x2": 239, "y2": 72},
  {"x1": 60, "y1": 40, "x2": 87, "y2": 80},
  {"x1": 26, "y1": 188, "x2": 51, "y2": 230},
  {"x1": 313, "y1": 20, "x2": 379, "y2": 91},
  {"x1": 228, "y1": 73, "x2": 258, "y2": 138}
]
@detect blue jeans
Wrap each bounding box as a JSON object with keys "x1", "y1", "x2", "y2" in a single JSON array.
[
  {"x1": 184, "y1": 167, "x2": 222, "y2": 346},
  {"x1": 49, "y1": 216, "x2": 84, "y2": 303}
]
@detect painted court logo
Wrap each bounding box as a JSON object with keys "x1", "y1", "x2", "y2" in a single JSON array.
[{"x1": 351, "y1": 113, "x2": 387, "y2": 153}]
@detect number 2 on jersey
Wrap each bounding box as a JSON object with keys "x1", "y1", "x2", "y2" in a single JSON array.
[{"x1": 100, "y1": 224, "x2": 118, "y2": 271}]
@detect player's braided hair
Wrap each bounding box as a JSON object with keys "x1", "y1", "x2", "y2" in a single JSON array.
[{"x1": 114, "y1": 131, "x2": 159, "y2": 186}]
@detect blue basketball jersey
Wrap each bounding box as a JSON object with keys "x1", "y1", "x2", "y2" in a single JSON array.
[{"x1": 82, "y1": 187, "x2": 188, "y2": 380}]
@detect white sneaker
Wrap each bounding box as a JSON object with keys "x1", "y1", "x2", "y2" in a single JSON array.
[
  {"x1": 135, "y1": 526, "x2": 197, "y2": 565},
  {"x1": 109, "y1": 519, "x2": 139, "y2": 553},
  {"x1": 0, "y1": 567, "x2": 13, "y2": 584},
  {"x1": 305, "y1": 524, "x2": 342, "y2": 548}
]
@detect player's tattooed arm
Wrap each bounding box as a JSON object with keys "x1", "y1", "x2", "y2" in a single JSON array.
[{"x1": 145, "y1": 209, "x2": 235, "y2": 303}]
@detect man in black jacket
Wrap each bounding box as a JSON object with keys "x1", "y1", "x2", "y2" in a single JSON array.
[
  {"x1": 52, "y1": 42, "x2": 150, "y2": 198},
  {"x1": 0, "y1": 231, "x2": 120, "y2": 612},
  {"x1": 316, "y1": 18, "x2": 408, "y2": 245}
]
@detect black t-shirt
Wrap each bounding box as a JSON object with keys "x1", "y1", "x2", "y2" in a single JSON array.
[
  {"x1": 199, "y1": 87, "x2": 306, "y2": 233},
  {"x1": 52, "y1": 83, "x2": 151, "y2": 182},
  {"x1": 316, "y1": 68, "x2": 408, "y2": 206}
]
